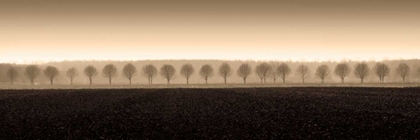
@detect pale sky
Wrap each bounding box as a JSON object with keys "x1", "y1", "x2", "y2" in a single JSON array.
[{"x1": 1, "y1": 0, "x2": 419, "y2": 64}]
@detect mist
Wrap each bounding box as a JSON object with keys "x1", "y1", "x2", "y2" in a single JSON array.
[{"x1": 1, "y1": 59, "x2": 419, "y2": 86}]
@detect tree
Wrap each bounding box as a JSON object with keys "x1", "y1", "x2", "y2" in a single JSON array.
[
  {"x1": 84, "y1": 65, "x2": 98, "y2": 85},
  {"x1": 218, "y1": 63, "x2": 232, "y2": 84},
  {"x1": 296, "y1": 65, "x2": 310, "y2": 83},
  {"x1": 160, "y1": 64, "x2": 176, "y2": 84},
  {"x1": 6, "y1": 67, "x2": 18, "y2": 85},
  {"x1": 334, "y1": 63, "x2": 351, "y2": 83},
  {"x1": 25, "y1": 65, "x2": 41, "y2": 85},
  {"x1": 103, "y1": 64, "x2": 117, "y2": 85},
  {"x1": 396, "y1": 63, "x2": 410, "y2": 83},
  {"x1": 142, "y1": 64, "x2": 158, "y2": 85},
  {"x1": 255, "y1": 63, "x2": 272, "y2": 84},
  {"x1": 315, "y1": 65, "x2": 330, "y2": 83},
  {"x1": 66, "y1": 67, "x2": 79, "y2": 85},
  {"x1": 123, "y1": 63, "x2": 137, "y2": 85},
  {"x1": 269, "y1": 62, "x2": 280, "y2": 83},
  {"x1": 276, "y1": 63, "x2": 291, "y2": 83},
  {"x1": 237, "y1": 63, "x2": 252, "y2": 84},
  {"x1": 44, "y1": 66, "x2": 60, "y2": 85},
  {"x1": 354, "y1": 63, "x2": 370, "y2": 83},
  {"x1": 373, "y1": 63, "x2": 390, "y2": 83},
  {"x1": 199, "y1": 64, "x2": 214, "y2": 84},
  {"x1": 180, "y1": 63, "x2": 195, "y2": 84}
]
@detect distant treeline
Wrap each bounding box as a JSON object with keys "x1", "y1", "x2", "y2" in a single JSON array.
[{"x1": 0, "y1": 59, "x2": 419, "y2": 85}]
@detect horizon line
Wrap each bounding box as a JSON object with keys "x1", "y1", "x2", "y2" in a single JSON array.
[{"x1": 2, "y1": 58, "x2": 419, "y2": 65}]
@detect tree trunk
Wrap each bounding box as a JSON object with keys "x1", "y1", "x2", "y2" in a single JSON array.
[
  {"x1": 322, "y1": 79, "x2": 324, "y2": 83},
  {"x1": 10, "y1": 78, "x2": 13, "y2": 85},
  {"x1": 403, "y1": 77, "x2": 405, "y2": 83},
  {"x1": 205, "y1": 78, "x2": 208, "y2": 84},
  {"x1": 129, "y1": 79, "x2": 132, "y2": 85},
  {"x1": 264, "y1": 78, "x2": 266, "y2": 84},
  {"x1": 273, "y1": 78, "x2": 276, "y2": 84},
  {"x1": 341, "y1": 78, "x2": 344, "y2": 83},
  {"x1": 187, "y1": 79, "x2": 189, "y2": 85},
  {"x1": 89, "y1": 78, "x2": 92, "y2": 85},
  {"x1": 282, "y1": 78, "x2": 285, "y2": 84},
  {"x1": 224, "y1": 78, "x2": 227, "y2": 84},
  {"x1": 50, "y1": 79, "x2": 53, "y2": 85},
  {"x1": 31, "y1": 79, "x2": 34, "y2": 85},
  {"x1": 302, "y1": 78, "x2": 305, "y2": 84},
  {"x1": 361, "y1": 78, "x2": 364, "y2": 84},
  {"x1": 109, "y1": 78, "x2": 112, "y2": 85},
  {"x1": 70, "y1": 78, "x2": 73, "y2": 85},
  {"x1": 243, "y1": 78, "x2": 246, "y2": 84},
  {"x1": 167, "y1": 79, "x2": 170, "y2": 85}
]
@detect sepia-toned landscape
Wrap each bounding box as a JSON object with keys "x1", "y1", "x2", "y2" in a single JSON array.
[{"x1": 1, "y1": 0, "x2": 420, "y2": 139}]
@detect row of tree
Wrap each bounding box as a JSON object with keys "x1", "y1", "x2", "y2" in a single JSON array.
[{"x1": 3, "y1": 62, "x2": 418, "y2": 85}]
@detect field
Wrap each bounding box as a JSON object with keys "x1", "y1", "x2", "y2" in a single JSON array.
[{"x1": 0, "y1": 87, "x2": 419, "y2": 139}]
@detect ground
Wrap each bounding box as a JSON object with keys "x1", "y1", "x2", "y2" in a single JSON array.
[{"x1": 0, "y1": 87, "x2": 419, "y2": 139}]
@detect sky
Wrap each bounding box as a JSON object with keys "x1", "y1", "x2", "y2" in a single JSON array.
[{"x1": 1, "y1": 0, "x2": 419, "y2": 63}]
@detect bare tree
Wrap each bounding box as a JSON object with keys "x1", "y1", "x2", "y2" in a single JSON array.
[
  {"x1": 180, "y1": 63, "x2": 195, "y2": 84},
  {"x1": 199, "y1": 64, "x2": 214, "y2": 84},
  {"x1": 218, "y1": 63, "x2": 232, "y2": 84},
  {"x1": 334, "y1": 63, "x2": 351, "y2": 83},
  {"x1": 396, "y1": 63, "x2": 410, "y2": 83},
  {"x1": 103, "y1": 64, "x2": 117, "y2": 85},
  {"x1": 354, "y1": 63, "x2": 370, "y2": 83},
  {"x1": 296, "y1": 65, "x2": 310, "y2": 83},
  {"x1": 6, "y1": 67, "x2": 18, "y2": 85},
  {"x1": 315, "y1": 65, "x2": 330, "y2": 83},
  {"x1": 160, "y1": 64, "x2": 176, "y2": 84},
  {"x1": 84, "y1": 65, "x2": 98, "y2": 85},
  {"x1": 123, "y1": 63, "x2": 137, "y2": 85},
  {"x1": 255, "y1": 63, "x2": 272, "y2": 84},
  {"x1": 66, "y1": 67, "x2": 79, "y2": 85},
  {"x1": 237, "y1": 63, "x2": 252, "y2": 84},
  {"x1": 142, "y1": 64, "x2": 158, "y2": 85},
  {"x1": 276, "y1": 63, "x2": 291, "y2": 83},
  {"x1": 373, "y1": 63, "x2": 390, "y2": 83},
  {"x1": 44, "y1": 66, "x2": 60, "y2": 85},
  {"x1": 25, "y1": 65, "x2": 41, "y2": 85},
  {"x1": 269, "y1": 62, "x2": 280, "y2": 83}
]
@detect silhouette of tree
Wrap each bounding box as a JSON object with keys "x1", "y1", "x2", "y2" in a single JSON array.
[
  {"x1": 180, "y1": 63, "x2": 195, "y2": 84},
  {"x1": 218, "y1": 63, "x2": 232, "y2": 84},
  {"x1": 103, "y1": 64, "x2": 117, "y2": 85},
  {"x1": 354, "y1": 63, "x2": 370, "y2": 83},
  {"x1": 84, "y1": 65, "x2": 98, "y2": 85},
  {"x1": 334, "y1": 63, "x2": 351, "y2": 83},
  {"x1": 6, "y1": 67, "x2": 18, "y2": 85},
  {"x1": 160, "y1": 64, "x2": 176, "y2": 84},
  {"x1": 373, "y1": 63, "x2": 390, "y2": 83},
  {"x1": 296, "y1": 65, "x2": 310, "y2": 84},
  {"x1": 255, "y1": 63, "x2": 272, "y2": 84},
  {"x1": 142, "y1": 64, "x2": 158, "y2": 85},
  {"x1": 315, "y1": 65, "x2": 330, "y2": 83},
  {"x1": 44, "y1": 66, "x2": 60, "y2": 85},
  {"x1": 123, "y1": 63, "x2": 137, "y2": 85},
  {"x1": 396, "y1": 63, "x2": 410, "y2": 83},
  {"x1": 270, "y1": 62, "x2": 280, "y2": 83},
  {"x1": 199, "y1": 64, "x2": 214, "y2": 84},
  {"x1": 66, "y1": 67, "x2": 79, "y2": 85},
  {"x1": 276, "y1": 63, "x2": 291, "y2": 83},
  {"x1": 237, "y1": 63, "x2": 252, "y2": 84},
  {"x1": 25, "y1": 65, "x2": 41, "y2": 85}
]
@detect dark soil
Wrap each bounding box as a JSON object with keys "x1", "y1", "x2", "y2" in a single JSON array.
[{"x1": 0, "y1": 87, "x2": 419, "y2": 139}]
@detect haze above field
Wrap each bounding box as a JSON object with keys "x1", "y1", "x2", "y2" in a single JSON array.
[{"x1": 1, "y1": 0, "x2": 420, "y2": 63}]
